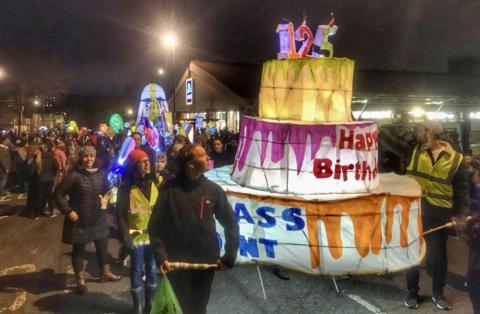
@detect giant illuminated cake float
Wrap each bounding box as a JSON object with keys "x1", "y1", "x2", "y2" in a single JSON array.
[{"x1": 208, "y1": 17, "x2": 425, "y2": 275}]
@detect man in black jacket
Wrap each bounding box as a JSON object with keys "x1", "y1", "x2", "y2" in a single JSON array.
[
  {"x1": 148, "y1": 143, "x2": 239, "y2": 314},
  {"x1": 464, "y1": 198, "x2": 480, "y2": 314},
  {"x1": 380, "y1": 120, "x2": 469, "y2": 310}
]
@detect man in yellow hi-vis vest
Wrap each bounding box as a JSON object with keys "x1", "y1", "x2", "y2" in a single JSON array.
[{"x1": 380, "y1": 120, "x2": 469, "y2": 310}]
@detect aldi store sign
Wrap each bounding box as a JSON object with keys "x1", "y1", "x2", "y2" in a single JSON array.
[{"x1": 186, "y1": 78, "x2": 193, "y2": 105}]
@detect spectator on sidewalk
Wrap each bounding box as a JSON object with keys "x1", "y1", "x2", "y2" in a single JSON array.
[
  {"x1": 34, "y1": 141, "x2": 58, "y2": 218},
  {"x1": 11, "y1": 139, "x2": 28, "y2": 193},
  {"x1": 210, "y1": 138, "x2": 231, "y2": 168},
  {"x1": 53, "y1": 138, "x2": 68, "y2": 184},
  {"x1": 0, "y1": 135, "x2": 12, "y2": 196}
]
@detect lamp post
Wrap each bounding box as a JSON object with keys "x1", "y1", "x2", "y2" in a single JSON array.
[
  {"x1": 162, "y1": 32, "x2": 177, "y2": 121},
  {"x1": 19, "y1": 87, "x2": 24, "y2": 133}
]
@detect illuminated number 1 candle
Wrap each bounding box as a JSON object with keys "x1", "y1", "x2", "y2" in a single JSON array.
[
  {"x1": 287, "y1": 22, "x2": 299, "y2": 58},
  {"x1": 276, "y1": 23, "x2": 291, "y2": 59}
]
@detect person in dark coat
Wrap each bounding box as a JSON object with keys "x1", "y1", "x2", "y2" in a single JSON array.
[
  {"x1": 54, "y1": 145, "x2": 121, "y2": 294},
  {"x1": 0, "y1": 135, "x2": 12, "y2": 196},
  {"x1": 465, "y1": 197, "x2": 480, "y2": 313},
  {"x1": 33, "y1": 141, "x2": 58, "y2": 218},
  {"x1": 454, "y1": 171, "x2": 480, "y2": 314},
  {"x1": 209, "y1": 138, "x2": 231, "y2": 168},
  {"x1": 148, "y1": 143, "x2": 239, "y2": 314}
]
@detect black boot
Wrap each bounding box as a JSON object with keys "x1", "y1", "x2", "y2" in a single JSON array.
[
  {"x1": 130, "y1": 287, "x2": 143, "y2": 314},
  {"x1": 144, "y1": 284, "x2": 156, "y2": 313}
]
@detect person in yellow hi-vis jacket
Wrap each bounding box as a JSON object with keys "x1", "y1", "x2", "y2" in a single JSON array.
[
  {"x1": 380, "y1": 120, "x2": 469, "y2": 311},
  {"x1": 117, "y1": 149, "x2": 161, "y2": 314}
]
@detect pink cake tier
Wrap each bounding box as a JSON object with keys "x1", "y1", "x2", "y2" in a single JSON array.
[{"x1": 231, "y1": 116, "x2": 379, "y2": 195}]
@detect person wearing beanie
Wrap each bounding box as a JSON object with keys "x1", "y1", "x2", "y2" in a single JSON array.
[
  {"x1": 54, "y1": 145, "x2": 121, "y2": 295},
  {"x1": 117, "y1": 149, "x2": 160, "y2": 314},
  {"x1": 53, "y1": 138, "x2": 68, "y2": 184},
  {"x1": 148, "y1": 143, "x2": 239, "y2": 314},
  {"x1": 380, "y1": 120, "x2": 469, "y2": 310}
]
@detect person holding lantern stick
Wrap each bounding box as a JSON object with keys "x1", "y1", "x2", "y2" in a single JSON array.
[
  {"x1": 148, "y1": 143, "x2": 239, "y2": 314},
  {"x1": 380, "y1": 120, "x2": 470, "y2": 310}
]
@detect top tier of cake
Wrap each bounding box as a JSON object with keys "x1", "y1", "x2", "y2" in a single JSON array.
[{"x1": 259, "y1": 58, "x2": 354, "y2": 123}]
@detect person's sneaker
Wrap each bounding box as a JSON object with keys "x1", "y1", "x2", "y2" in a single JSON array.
[
  {"x1": 404, "y1": 293, "x2": 419, "y2": 309},
  {"x1": 432, "y1": 295, "x2": 451, "y2": 310}
]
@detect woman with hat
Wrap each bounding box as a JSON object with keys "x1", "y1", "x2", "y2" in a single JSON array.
[
  {"x1": 54, "y1": 145, "x2": 121, "y2": 294},
  {"x1": 117, "y1": 149, "x2": 160, "y2": 314}
]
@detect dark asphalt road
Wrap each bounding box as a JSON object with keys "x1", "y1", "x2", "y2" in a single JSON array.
[{"x1": 0, "y1": 194, "x2": 474, "y2": 314}]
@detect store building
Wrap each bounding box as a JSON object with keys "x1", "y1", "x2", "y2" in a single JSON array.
[
  {"x1": 172, "y1": 59, "x2": 480, "y2": 153},
  {"x1": 170, "y1": 60, "x2": 261, "y2": 132}
]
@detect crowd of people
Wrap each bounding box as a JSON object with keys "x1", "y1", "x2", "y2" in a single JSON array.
[
  {"x1": 0, "y1": 119, "x2": 479, "y2": 313},
  {"x1": 0, "y1": 126, "x2": 240, "y2": 314}
]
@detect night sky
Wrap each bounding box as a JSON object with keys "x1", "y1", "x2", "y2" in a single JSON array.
[{"x1": 0, "y1": 0, "x2": 479, "y2": 96}]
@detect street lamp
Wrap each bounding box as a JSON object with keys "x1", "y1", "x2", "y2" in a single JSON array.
[
  {"x1": 162, "y1": 33, "x2": 177, "y2": 49},
  {"x1": 162, "y1": 32, "x2": 178, "y2": 121},
  {"x1": 409, "y1": 107, "x2": 425, "y2": 118}
]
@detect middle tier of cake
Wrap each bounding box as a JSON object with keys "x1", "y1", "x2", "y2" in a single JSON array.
[{"x1": 231, "y1": 116, "x2": 379, "y2": 195}]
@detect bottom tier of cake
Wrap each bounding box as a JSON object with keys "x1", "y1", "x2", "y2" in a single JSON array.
[{"x1": 208, "y1": 167, "x2": 425, "y2": 275}]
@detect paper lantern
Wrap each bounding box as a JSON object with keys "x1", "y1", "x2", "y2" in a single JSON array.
[
  {"x1": 313, "y1": 14, "x2": 338, "y2": 58},
  {"x1": 276, "y1": 23, "x2": 291, "y2": 59},
  {"x1": 67, "y1": 120, "x2": 78, "y2": 133},
  {"x1": 118, "y1": 137, "x2": 136, "y2": 165},
  {"x1": 109, "y1": 113, "x2": 124, "y2": 133},
  {"x1": 276, "y1": 14, "x2": 338, "y2": 59},
  {"x1": 231, "y1": 117, "x2": 378, "y2": 195},
  {"x1": 295, "y1": 23, "x2": 314, "y2": 57},
  {"x1": 208, "y1": 167, "x2": 425, "y2": 275},
  {"x1": 144, "y1": 126, "x2": 159, "y2": 149},
  {"x1": 136, "y1": 83, "x2": 168, "y2": 126}
]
